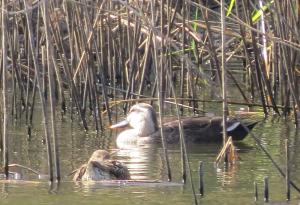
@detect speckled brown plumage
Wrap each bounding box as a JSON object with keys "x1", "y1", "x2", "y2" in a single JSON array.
[{"x1": 73, "y1": 150, "x2": 130, "y2": 181}]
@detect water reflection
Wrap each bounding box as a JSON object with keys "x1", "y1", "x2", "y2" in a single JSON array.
[
  {"x1": 0, "y1": 172, "x2": 22, "y2": 180},
  {"x1": 114, "y1": 144, "x2": 160, "y2": 180},
  {"x1": 216, "y1": 164, "x2": 238, "y2": 187},
  {"x1": 1, "y1": 183, "x2": 8, "y2": 200}
]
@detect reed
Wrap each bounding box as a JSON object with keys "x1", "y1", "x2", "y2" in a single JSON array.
[
  {"x1": 44, "y1": 0, "x2": 61, "y2": 182},
  {"x1": 0, "y1": 0, "x2": 299, "y2": 197},
  {"x1": 23, "y1": 0, "x2": 54, "y2": 182},
  {"x1": 254, "y1": 181, "x2": 258, "y2": 201},
  {"x1": 285, "y1": 139, "x2": 290, "y2": 201},
  {"x1": 264, "y1": 176, "x2": 269, "y2": 202},
  {"x1": 1, "y1": 0, "x2": 9, "y2": 179},
  {"x1": 199, "y1": 161, "x2": 204, "y2": 196}
]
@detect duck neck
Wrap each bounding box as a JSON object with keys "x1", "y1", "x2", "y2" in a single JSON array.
[{"x1": 136, "y1": 123, "x2": 158, "y2": 137}]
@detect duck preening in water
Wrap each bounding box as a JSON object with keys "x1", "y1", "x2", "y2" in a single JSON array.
[
  {"x1": 110, "y1": 103, "x2": 258, "y2": 147},
  {"x1": 73, "y1": 150, "x2": 130, "y2": 181}
]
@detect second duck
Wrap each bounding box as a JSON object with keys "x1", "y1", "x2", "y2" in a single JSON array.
[{"x1": 110, "y1": 103, "x2": 258, "y2": 147}]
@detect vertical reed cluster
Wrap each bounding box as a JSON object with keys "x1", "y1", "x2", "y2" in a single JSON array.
[{"x1": 0, "y1": 0, "x2": 299, "y2": 186}]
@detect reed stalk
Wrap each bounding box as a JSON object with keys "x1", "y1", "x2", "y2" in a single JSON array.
[
  {"x1": 221, "y1": 0, "x2": 228, "y2": 147},
  {"x1": 151, "y1": 0, "x2": 172, "y2": 182},
  {"x1": 23, "y1": 0, "x2": 54, "y2": 182},
  {"x1": 1, "y1": 0, "x2": 9, "y2": 179},
  {"x1": 44, "y1": 0, "x2": 61, "y2": 182}
]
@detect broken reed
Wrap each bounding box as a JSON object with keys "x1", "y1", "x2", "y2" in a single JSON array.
[{"x1": 0, "y1": 0, "x2": 299, "y2": 181}]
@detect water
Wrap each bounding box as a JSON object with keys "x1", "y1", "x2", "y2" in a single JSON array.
[{"x1": 1, "y1": 107, "x2": 300, "y2": 205}]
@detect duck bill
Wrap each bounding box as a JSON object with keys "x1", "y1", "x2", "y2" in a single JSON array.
[{"x1": 110, "y1": 120, "x2": 129, "y2": 129}]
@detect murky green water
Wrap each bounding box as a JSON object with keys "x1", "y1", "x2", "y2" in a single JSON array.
[{"x1": 1, "y1": 103, "x2": 300, "y2": 205}]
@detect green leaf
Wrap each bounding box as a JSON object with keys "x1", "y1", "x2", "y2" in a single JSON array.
[
  {"x1": 226, "y1": 0, "x2": 235, "y2": 17},
  {"x1": 251, "y1": 0, "x2": 274, "y2": 22}
]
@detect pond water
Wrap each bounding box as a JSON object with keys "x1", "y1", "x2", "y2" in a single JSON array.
[{"x1": 1, "y1": 103, "x2": 300, "y2": 205}]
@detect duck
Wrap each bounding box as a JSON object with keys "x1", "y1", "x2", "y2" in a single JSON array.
[
  {"x1": 110, "y1": 103, "x2": 258, "y2": 147},
  {"x1": 73, "y1": 149, "x2": 130, "y2": 181}
]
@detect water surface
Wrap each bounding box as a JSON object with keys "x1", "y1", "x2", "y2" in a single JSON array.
[{"x1": 1, "y1": 107, "x2": 300, "y2": 205}]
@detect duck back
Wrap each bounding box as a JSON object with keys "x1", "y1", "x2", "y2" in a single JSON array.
[{"x1": 162, "y1": 117, "x2": 258, "y2": 143}]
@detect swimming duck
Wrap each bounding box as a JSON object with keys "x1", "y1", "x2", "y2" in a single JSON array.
[
  {"x1": 73, "y1": 149, "x2": 130, "y2": 181},
  {"x1": 110, "y1": 103, "x2": 258, "y2": 147}
]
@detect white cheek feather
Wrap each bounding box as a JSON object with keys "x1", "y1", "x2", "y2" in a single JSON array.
[
  {"x1": 116, "y1": 104, "x2": 159, "y2": 148},
  {"x1": 125, "y1": 107, "x2": 157, "y2": 137},
  {"x1": 128, "y1": 112, "x2": 144, "y2": 130}
]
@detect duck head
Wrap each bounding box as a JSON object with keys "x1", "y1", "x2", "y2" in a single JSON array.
[
  {"x1": 110, "y1": 103, "x2": 159, "y2": 148},
  {"x1": 88, "y1": 150, "x2": 110, "y2": 163},
  {"x1": 111, "y1": 103, "x2": 159, "y2": 137}
]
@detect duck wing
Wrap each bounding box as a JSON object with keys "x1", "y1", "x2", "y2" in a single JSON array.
[
  {"x1": 73, "y1": 163, "x2": 87, "y2": 181},
  {"x1": 163, "y1": 117, "x2": 222, "y2": 143},
  {"x1": 73, "y1": 161, "x2": 111, "y2": 181},
  {"x1": 108, "y1": 160, "x2": 131, "y2": 180},
  {"x1": 91, "y1": 160, "x2": 130, "y2": 180},
  {"x1": 90, "y1": 160, "x2": 130, "y2": 180},
  {"x1": 163, "y1": 117, "x2": 258, "y2": 143},
  {"x1": 79, "y1": 160, "x2": 113, "y2": 180},
  {"x1": 73, "y1": 160, "x2": 130, "y2": 181},
  {"x1": 226, "y1": 118, "x2": 258, "y2": 141}
]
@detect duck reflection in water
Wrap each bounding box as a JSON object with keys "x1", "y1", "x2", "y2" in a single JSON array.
[
  {"x1": 73, "y1": 150, "x2": 130, "y2": 181},
  {"x1": 110, "y1": 103, "x2": 258, "y2": 149}
]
